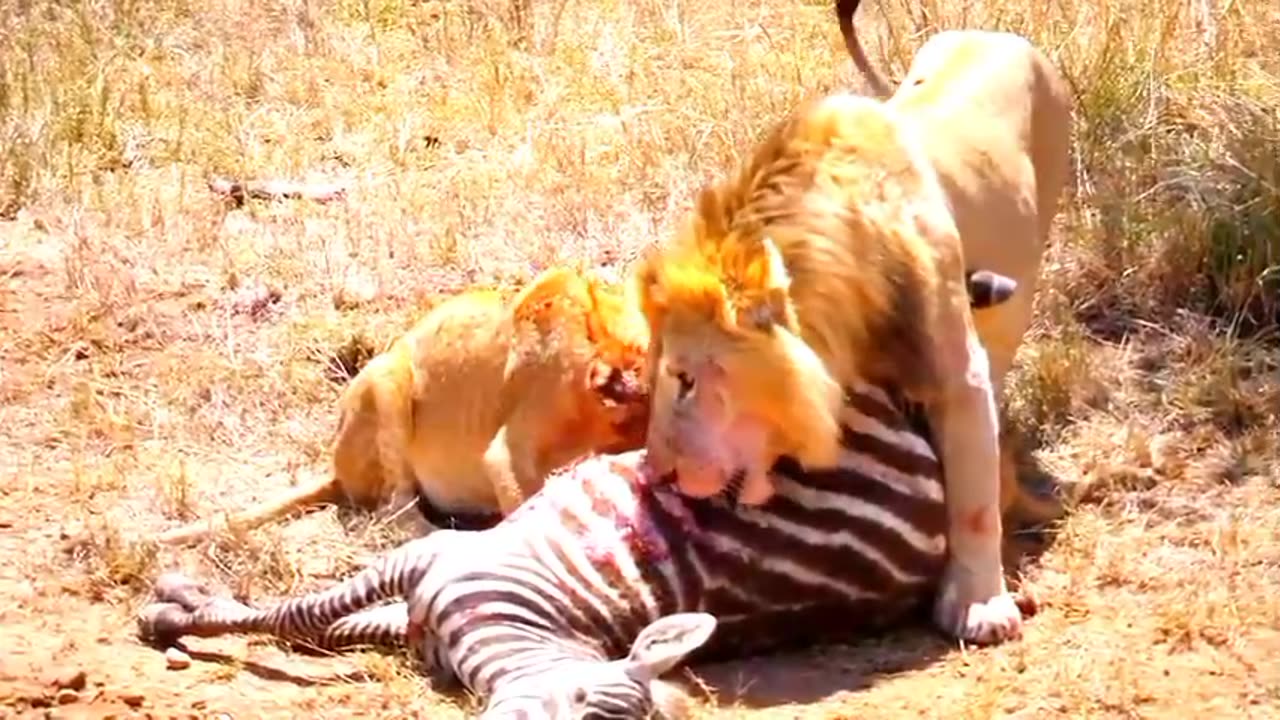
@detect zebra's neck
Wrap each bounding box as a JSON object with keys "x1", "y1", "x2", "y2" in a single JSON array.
[{"x1": 455, "y1": 625, "x2": 604, "y2": 696}]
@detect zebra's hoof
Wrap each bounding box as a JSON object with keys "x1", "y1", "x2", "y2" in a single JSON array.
[
  {"x1": 137, "y1": 602, "x2": 189, "y2": 645},
  {"x1": 153, "y1": 572, "x2": 213, "y2": 611}
]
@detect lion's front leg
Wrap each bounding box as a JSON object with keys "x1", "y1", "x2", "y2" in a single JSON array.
[
  {"x1": 927, "y1": 313, "x2": 1023, "y2": 646},
  {"x1": 483, "y1": 424, "x2": 534, "y2": 516}
]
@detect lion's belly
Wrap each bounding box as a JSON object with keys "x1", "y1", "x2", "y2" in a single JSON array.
[
  {"x1": 893, "y1": 98, "x2": 1043, "y2": 391},
  {"x1": 407, "y1": 442, "x2": 502, "y2": 512},
  {"x1": 887, "y1": 30, "x2": 1071, "y2": 392},
  {"x1": 930, "y1": 148, "x2": 1042, "y2": 389}
]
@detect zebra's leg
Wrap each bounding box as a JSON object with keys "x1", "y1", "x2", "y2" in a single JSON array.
[
  {"x1": 140, "y1": 599, "x2": 275, "y2": 644},
  {"x1": 142, "y1": 599, "x2": 415, "y2": 652},
  {"x1": 320, "y1": 602, "x2": 408, "y2": 649},
  {"x1": 320, "y1": 602, "x2": 461, "y2": 688},
  {"x1": 137, "y1": 534, "x2": 445, "y2": 647}
]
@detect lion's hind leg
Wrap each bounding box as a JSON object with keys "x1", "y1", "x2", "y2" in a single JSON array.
[{"x1": 332, "y1": 363, "x2": 410, "y2": 508}]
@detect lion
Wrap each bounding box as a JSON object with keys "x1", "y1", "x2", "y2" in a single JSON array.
[
  {"x1": 634, "y1": 9, "x2": 1071, "y2": 647},
  {"x1": 837, "y1": 0, "x2": 1072, "y2": 527},
  {"x1": 634, "y1": 93, "x2": 1035, "y2": 647},
  {"x1": 154, "y1": 266, "x2": 652, "y2": 546}
]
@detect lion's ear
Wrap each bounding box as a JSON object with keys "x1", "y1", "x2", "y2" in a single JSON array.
[
  {"x1": 629, "y1": 253, "x2": 656, "y2": 305},
  {"x1": 632, "y1": 249, "x2": 667, "y2": 318},
  {"x1": 588, "y1": 358, "x2": 647, "y2": 407},
  {"x1": 576, "y1": 275, "x2": 602, "y2": 339},
  {"x1": 759, "y1": 235, "x2": 792, "y2": 292}
]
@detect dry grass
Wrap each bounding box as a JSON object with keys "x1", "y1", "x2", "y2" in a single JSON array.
[{"x1": 1, "y1": 0, "x2": 1278, "y2": 717}]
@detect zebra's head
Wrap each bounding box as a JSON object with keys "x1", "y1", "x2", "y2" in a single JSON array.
[{"x1": 478, "y1": 612, "x2": 718, "y2": 719}]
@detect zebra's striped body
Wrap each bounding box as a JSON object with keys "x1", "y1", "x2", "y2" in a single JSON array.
[{"x1": 139, "y1": 381, "x2": 946, "y2": 719}]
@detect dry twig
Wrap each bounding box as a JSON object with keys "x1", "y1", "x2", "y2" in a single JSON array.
[{"x1": 207, "y1": 176, "x2": 350, "y2": 206}]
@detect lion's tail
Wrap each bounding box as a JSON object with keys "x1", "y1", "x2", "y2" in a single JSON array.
[
  {"x1": 836, "y1": 0, "x2": 891, "y2": 98},
  {"x1": 999, "y1": 428, "x2": 1066, "y2": 528},
  {"x1": 1007, "y1": 485, "x2": 1067, "y2": 527},
  {"x1": 152, "y1": 477, "x2": 344, "y2": 547}
]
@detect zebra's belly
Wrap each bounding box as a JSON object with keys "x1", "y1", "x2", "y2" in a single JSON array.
[{"x1": 655, "y1": 463, "x2": 949, "y2": 660}]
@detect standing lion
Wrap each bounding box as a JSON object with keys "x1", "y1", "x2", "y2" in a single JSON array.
[{"x1": 634, "y1": 8, "x2": 1072, "y2": 644}]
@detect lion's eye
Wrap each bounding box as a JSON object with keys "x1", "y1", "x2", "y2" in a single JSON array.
[
  {"x1": 675, "y1": 371, "x2": 695, "y2": 401},
  {"x1": 571, "y1": 687, "x2": 589, "y2": 705}
]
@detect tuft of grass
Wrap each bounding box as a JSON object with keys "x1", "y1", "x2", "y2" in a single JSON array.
[
  {"x1": 61, "y1": 521, "x2": 159, "y2": 600},
  {"x1": 1006, "y1": 308, "x2": 1108, "y2": 448},
  {"x1": 156, "y1": 456, "x2": 196, "y2": 521},
  {"x1": 323, "y1": 331, "x2": 382, "y2": 383}
]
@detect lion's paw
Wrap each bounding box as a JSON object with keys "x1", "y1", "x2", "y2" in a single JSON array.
[{"x1": 933, "y1": 564, "x2": 1024, "y2": 646}]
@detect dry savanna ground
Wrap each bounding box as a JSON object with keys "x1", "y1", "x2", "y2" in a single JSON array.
[{"x1": 1, "y1": 0, "x2": 1278, "y2": 717}]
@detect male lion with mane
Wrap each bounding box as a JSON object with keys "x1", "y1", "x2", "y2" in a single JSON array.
[
  {"x1": 635, "y1": 94, "x2": 1023, "y2": 645},
  {"x1": 635, "y1": 4, "x2": 1072, "y2": 647}
]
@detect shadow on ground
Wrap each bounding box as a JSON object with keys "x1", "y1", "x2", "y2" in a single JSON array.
[{"x1": 685, "y1": 454, "x2": 1066, "y2": 710}]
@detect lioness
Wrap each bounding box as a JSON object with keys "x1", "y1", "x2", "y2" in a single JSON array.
[
  {"x1": 838, "y1": 0, "x2": 1074, "y2": 619},
  {"x1": 154, "y1": 267, "x2": 652, "y2": 545},
  {"x1": 838, "y1": 0, "x2": 1072, "y2": 404}
]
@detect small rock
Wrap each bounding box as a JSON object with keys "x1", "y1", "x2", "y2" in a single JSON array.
[
  {"x1": 165, "y1": 646, "x2": 192, "y2": 670},
  {"x1": 50, "y1": 669, "x2": 87, "y2": 691},
  {"x1": 55, "y1": 688, "x2": 79, "y2": 705},
  {"x1": 119, "y1": 691, "x2": 145, "y2": 707}
]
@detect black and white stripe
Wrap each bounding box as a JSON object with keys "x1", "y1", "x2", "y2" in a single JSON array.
[{"x1": 138, "y1": 381, "x2": 947, "y2": 719}]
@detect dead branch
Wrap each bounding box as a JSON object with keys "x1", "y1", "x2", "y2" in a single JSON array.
[{"x1": 208, "y1": 176, "x2": 350, "y2": 207}]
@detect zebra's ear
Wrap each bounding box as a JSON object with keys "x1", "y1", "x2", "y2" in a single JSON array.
[{"x1": 624, "y1": 612, "x2": 718, "y2": 681}]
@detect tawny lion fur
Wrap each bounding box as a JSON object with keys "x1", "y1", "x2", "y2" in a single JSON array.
[
  {"x1": 836, "y1": 0, "x2": 1073, "y2": 526},
  {"x1": 154, "y1": 267, "x2": 652, "y2": 546}
]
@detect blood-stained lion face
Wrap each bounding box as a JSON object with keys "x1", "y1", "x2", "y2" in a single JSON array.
[{"x1": 633, "y1": 227, "x2": 844, "y2": 506}]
